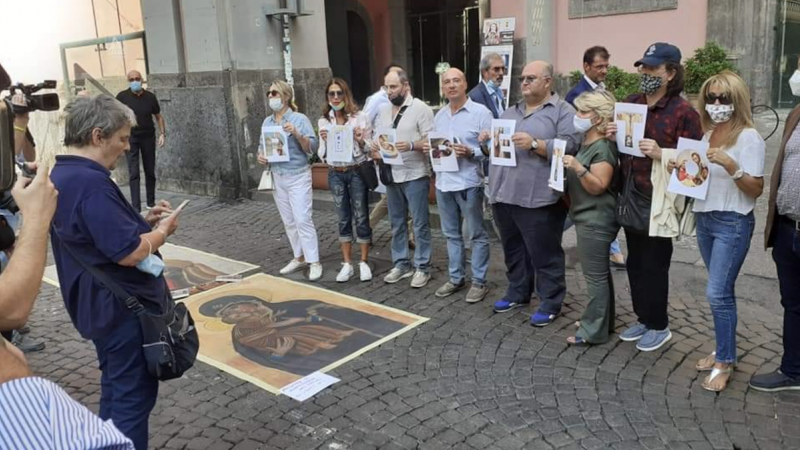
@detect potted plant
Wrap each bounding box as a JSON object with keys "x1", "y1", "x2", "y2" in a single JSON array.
[
  {"x1": 309, "y1": 152, "x2": 329, "y2": 190},
  {"x1": 684, "y1": 42, "x2": 738, "y2": 107}
]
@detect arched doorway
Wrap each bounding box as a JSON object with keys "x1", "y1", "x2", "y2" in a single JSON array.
[{"x1": 346, "y1": 11, "x2": 372, "y2": 104}]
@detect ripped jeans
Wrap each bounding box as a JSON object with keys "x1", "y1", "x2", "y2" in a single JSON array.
[{"x1": 329, "y1": 168, "x2": 372, "y2": 244}]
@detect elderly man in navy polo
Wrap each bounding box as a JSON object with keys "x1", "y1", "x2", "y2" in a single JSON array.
[
  {"x1": 488, "y1": 61, "x2": 580, "y2": 326},
  {"x1": 49, "y1": 95, "x2": 179, "y2": 450}
]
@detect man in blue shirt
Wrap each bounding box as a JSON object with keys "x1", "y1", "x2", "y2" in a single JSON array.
[
  {"x1": 50, "y1": 95, "x2": 179, "y2": 450},
  {"x1": 425, "y1": 68, "x2": 493, "y2": 303}
]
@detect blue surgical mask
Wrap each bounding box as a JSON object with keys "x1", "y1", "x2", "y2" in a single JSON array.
[
  {"x1": 486, "y1": 79, "x2": 498, "y2": 91},
  {"x1": 136, "y1": 254, "x2": 165, "y2": 277},
  {"x1": 130, "y1": 80, "x2": 143, "y2": 92},
  {"x1": 330, "y1": 102, "x2": 345, "y2": 111}
]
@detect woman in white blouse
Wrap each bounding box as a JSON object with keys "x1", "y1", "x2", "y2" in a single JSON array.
[
  {"x1": 676, "y1": 71, "x2": 765, "y2": 392},
  {"x1": 317, "y1": 78, "x2": 373, "y2": 282}
]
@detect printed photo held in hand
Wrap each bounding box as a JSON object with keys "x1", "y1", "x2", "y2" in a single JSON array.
[
  {"x1": 326, "y1": 125, "x2": 354, "y2": 164},
  {"x1": 548, "y1": 139, "x2": 567, "y2": 192},
  {"x1": 260, "y1": 126, "x2": 289, "y2": 163},
  {"x1": 614, "y1": 102, "x2": 648, "y2": 157},
  {"x1": 428, "y1": 132, "x2": 459, "y2": 172},
  {"x1": 375, "y1": 128, "x2": 404, "y2": 165},
  {"x1": 490, "y1": 119, "x2": 516, "y2": 167},
  {"x1": 667, "y1": 137, "x2": 711, "y2": 200}
]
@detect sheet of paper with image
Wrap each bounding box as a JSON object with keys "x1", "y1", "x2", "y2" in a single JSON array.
[
  {"x1": 548, "y1": 139, "x2": 566, "y2": 192},
  {"x1": 280, "y1": 372, "x2": 340, "y2": 402},
  {"x1": 614, "y1": 103, "x2": 648, "y2": 157},
  {"x1": 490, "y1": 119, "x2": 517, "y2": 167},
  {"x1": 667, "y1": 137, "x2": 711, "y2": 200},
  {"x1": 327, "y1": 125, "x2": 354, "y2": 164},
  {"x1": 375, "y1": 128, "x2": 404, "y2": 166},
  {"x1": 428, "y1": 131, "x2": 459, "y2": 173},
  {"x1": 260, "y1": 126, "x2": 290, "y2": 163}
]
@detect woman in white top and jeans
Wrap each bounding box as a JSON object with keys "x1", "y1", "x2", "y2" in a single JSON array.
[{"x1": 678, "y1": 71, "x2": 765, "y2": 392}]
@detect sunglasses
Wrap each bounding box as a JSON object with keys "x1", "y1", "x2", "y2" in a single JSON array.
[
  {"x1": 268, "y1": 90, "x2": 281, "y2": 97},
  {"x1": 518, "y1": 75, "x2": 548, "y2": 84},
  {"x1": 704, "y1": 93, "x2": 732, "y2": 105},
  {"x1": 128, "y1": 77, "x2": 142, "y2": 82},
  {"x1": 327, "y1": 91, "x2": 344, "y2": 99}
]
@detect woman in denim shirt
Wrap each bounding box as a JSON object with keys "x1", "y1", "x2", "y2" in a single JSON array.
[
  {"x1": 317, "y1": 78, "x2": 373, "y2": 283},
  {"x1": 257, "y1": 80, "x2": 322, "y2": 281}
]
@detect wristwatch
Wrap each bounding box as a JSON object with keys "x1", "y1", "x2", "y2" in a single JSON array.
[
  {"x1": 530, "y1": 140, "x2": 539, "y2": 151},
  {"x1": 732, "y1": 167, "x2": 745, "y2": 180}
]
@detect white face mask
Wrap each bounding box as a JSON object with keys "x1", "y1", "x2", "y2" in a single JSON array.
[
  {"x1": 573, "y1": 114, "x2": 595, "y2": 133},
  {"x1": 790, "y1": 70, "x2": 800, "y2": 97},
  {"x1": 269, "y1": 98, "x2": 284, "y2": 111},
  {"x1": 705, "y1": 104, "x2": 735, "y2": 124}
]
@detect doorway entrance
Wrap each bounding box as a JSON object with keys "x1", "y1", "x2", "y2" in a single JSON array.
[{"x1": 775, "y1": 0, "x2": 800, "y2": 108}]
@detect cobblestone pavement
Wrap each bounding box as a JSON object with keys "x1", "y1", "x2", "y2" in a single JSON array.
[{"x1": 22, "y1": 112, "x2": 799, "y2": 450}]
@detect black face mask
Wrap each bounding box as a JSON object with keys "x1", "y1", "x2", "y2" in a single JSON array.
[
  {"x1": 0, "y1": 217, "x2": 15, "y2": 252},
  {"x1": 390, "y1": 93, "x2": 406, "y2": 107}
]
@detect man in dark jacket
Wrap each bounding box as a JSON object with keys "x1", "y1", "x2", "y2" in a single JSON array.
[
  {"x1": 469, "y1": 53, "x2": 506, "y2": 119},
  {"x1": 565, "y1": 46, "x2": 610, "y2": 107}
]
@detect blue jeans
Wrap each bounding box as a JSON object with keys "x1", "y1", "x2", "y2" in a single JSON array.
[
  {"x1": 328, "y1": 168, "x2": 372, "y2": 244},
  {"x1": 436, "y1": 187, "x2": 490, "y2": 285},
  {"x1": 773, "y1": 215, "x2": 800, "y2": 378},
  {"x1": 493, "y1": 202, "x2": 567, "y2": 314},
  {"x1": 386, "y1": 177, "x2": 431, "y2": 272},
  {"x1": 564, "y1": 217, "x2": 621, "y2": 255},
  {"x1": 92, "y1": 315, "x2": 159, "y2": 450},
  {"x1": 696, "y1": 211, "x2": 755, "y2": 364}
]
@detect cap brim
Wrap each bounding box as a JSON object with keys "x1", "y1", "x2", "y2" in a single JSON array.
[{"x1": 634, "y1": 56, "x2": 665, "y2": 67}]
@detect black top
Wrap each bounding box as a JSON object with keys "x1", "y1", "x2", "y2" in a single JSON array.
[{"x1": 115, "y1": 89, "x2": 161, "y2": 137}]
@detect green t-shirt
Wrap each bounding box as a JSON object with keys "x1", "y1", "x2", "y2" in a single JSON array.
[{"x1": 566, "y1": 139, "x2": 619, "y2": 227}]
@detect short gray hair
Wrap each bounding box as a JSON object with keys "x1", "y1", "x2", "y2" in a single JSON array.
[
  {"x1": 479, "y1": 53, "x2": 503, "y2": 72},
  {"x1": 63, "y1": 94, "x2": 137, "y2": 147},
  {"x1": 543, "y1": 63, "x2": 554, "y2": 78}
]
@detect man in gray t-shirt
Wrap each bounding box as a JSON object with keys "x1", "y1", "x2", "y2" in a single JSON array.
[{"x1": 487, "y1": 61, "x2": 580, "y2": 326}]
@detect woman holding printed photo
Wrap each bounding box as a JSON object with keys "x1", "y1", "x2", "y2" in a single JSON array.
[
  {"x1": 683, "y1": 71, "x2": 764, "y2": 391},
  {"x1": 317, "y1": 78, "x2": 374, "y2": 283},
  {"x1": 257, "y1": 80, "x2": 323, "y2": 281}
]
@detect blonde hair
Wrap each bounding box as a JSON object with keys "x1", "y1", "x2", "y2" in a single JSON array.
[
  {"x1": 270, "y1": 79, "x2": 298, "y2": 111},
  {"x1": 573, "y1": 90, "x2": 615, "y2": 133},
  {"x1": 698, "y1": 71, "x2": 753, "y2": 149}
]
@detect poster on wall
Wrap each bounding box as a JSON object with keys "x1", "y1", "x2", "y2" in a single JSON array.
[
  {"x1": 482, "y1": 17, "x2": 515, "y2": 46},
  {"x1": 479, "y1": 45, "x2": 514, "y2": 109}
]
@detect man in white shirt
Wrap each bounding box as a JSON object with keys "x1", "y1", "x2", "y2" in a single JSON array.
[
  {"x1": 370, "y1": 69, "x2": 434, "y2": 288},
  {"x1": 424, "y1": 68, "x2": 493, "y2": 302}
]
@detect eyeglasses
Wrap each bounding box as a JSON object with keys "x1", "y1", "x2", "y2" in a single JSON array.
[
  {"x1": 704, "y1": 93, "x2": 732, "y2": 105},
  {"x1": 490, "y1": 66, "x2": 506, "y2": 74},
  {"x1": 268, "y1": 90, "x2": 281, "y2": 97},
  {"x1": 518, "y1": 75, "x2": 547, "y2": 84},
  {"x1": 327, "y1": 91, "x2": 344, "y2": 99},
  {"x1": 128, "y1": 77, "x2": 142, "y2": 82}
]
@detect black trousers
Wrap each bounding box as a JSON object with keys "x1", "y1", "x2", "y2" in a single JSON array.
[
  {"x1": 127, "y1": 134, "x2": 156, "y2": 210},
  {"x1": 493, "y1": 201, "x2": 567, "y2": 314},
  {"x1": 624, "y1": 229, "x2": 673, "y2": 330},
  {"x1": 773, "y1": 216, "x2": 800, "y2": 378}
]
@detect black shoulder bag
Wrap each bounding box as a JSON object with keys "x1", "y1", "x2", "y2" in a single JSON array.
[
  {"x1": 615, "y1": 157, "x2": 651, "y2": 234},
  {"x1": 58, "y1": 239, "x2": 199, "y2": 381},
  {"x1": 376, "y1": 105, "x2": 409, "y2": 186}
]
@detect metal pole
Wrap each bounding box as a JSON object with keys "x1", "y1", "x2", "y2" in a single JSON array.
[
  {"x1": 778, "y1": 0, "x2": 788, "y2": 106},
  {"x1": 281, "y1": 13, "x2": 294, "y2": 87},
  {"x1": 115, "y1": 0, "x2": 127, "y2": 74},
  {"x1": 90, "y1": 0, "x2": 105, "y2": 78}
]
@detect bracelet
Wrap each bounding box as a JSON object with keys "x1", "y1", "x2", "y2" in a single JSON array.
[
  {"x1": 14, "y1": 126, "x2": 26, "y2": 133},
  {"x1": 578, "y1": 168, "x2": 589, "y2": 178},
  {"x1": 409, "y1": 141, "x2": 414, "y2": 152},
  {"x1": 142, "y1": 236, "x2": 153, "y2": 255}
]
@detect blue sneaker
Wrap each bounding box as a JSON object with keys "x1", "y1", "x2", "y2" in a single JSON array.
[
  {"x1": 493, "y1": 298, "x2": 529, "y2": 313},
  {"x1": 530, "y1": 311, "x2": 556, "y2": 327},
  {"x1": 619, "y1": 323, "x2": 648, "y2": 342},
  {"x1": 636, "y1": 328, "x2": 672, "y2": 352}
]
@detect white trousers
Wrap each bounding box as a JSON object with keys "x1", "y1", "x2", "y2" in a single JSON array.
[{"x1": 272, "y1": 170, "x2": 320, "y2": 263}]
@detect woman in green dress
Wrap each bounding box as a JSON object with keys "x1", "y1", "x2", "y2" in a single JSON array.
[{"x1": 563, "y1": 90, "x2": 620, "y2": 345}]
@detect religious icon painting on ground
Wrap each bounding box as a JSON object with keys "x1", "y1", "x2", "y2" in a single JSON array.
[{"x1": 181, "y1": 273, "x2": 428, "y2": 394}]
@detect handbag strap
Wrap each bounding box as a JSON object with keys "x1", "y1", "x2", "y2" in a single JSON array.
[
  {"x1": 392, "y1": 105, "x2": 409, "y2": 129},
  {"x1": 53, "y1": 230, "x2": 147, "y2": 315}
]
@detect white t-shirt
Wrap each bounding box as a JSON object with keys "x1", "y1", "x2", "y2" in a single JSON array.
[{"x1": 693, "y1": 128, "x2": 765, "y2": 215}]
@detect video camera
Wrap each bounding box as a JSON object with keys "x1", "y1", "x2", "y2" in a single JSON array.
[{"x1": 0, "y1": 63, "x2": 58, "y2": 228}]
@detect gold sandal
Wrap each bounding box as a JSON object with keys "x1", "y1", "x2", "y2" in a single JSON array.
[
  {"x1": 695, "y1": 352, "x2": 716, "y2": 371},
  {"x1": 702, "y1": 366, "x2": 734, "y2": 392}
]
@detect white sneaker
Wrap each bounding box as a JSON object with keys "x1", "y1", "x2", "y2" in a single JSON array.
[
  {"x1": 279, "y1": 258, "x2": 307, "y2": 275},
  {"x1": 410, "y1": 270, "x2": 430, "y2": 288},
  {"x1": 359, "y1": 262, "x2": 373, "y2": 281},
  {"x1": 383, "y1": 267, "x2": 413, "y2": 284},
  {"x1": 336, "y1": 263, "x2": 354, "y2": 282},
  {"x1": 308, "y1": 262, "x2": 323, "y2": 281}
]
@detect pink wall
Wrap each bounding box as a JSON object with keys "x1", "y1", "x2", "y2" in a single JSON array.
[
  {"x1": 554, "y1": 0, "x2": 707, "y2": 76},
  {"x1": 490, "y1": 0, "x2": 527, "y2": 40},
  {"x1": 356, "y1": 0, "x2": 391, "y2": 87}
]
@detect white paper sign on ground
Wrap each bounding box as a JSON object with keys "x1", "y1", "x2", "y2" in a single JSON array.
[
  {"x1": 667, "y1": 137, "x2": 711, "y2": 200},
  {"x1": 327, "y1": 125, "x2": 354, "y2": 164},
  {"x1": 260, "y1": 126, "x2": 290, "y2": 163},
  {"x1": 490, "y1": 119, "x2": 517, "y2": 167},
  {"x1": 548, "y1": 139, "x2": 566, "y2": 192},
  {"x1": 429, "y1": 132, "x2": 459, "y2": 172},
  {"x1": 614, "y1": 103, "x2": 648, "y2": 157},
  {"x1": 280, "y1": 372, "x2": 340, "y2": 402},
  {"x1": 375, "y1": 128, "x2": 404, "y2": 166}
]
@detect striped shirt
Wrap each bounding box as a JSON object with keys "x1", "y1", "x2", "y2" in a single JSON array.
[{"x1": 0, "y1": 377, "x2": 133, "y2": 450}]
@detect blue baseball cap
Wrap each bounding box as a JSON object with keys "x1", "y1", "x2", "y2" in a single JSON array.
[{"x1": 634, "y1": 42, "x2": 682, "y2": 67}]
